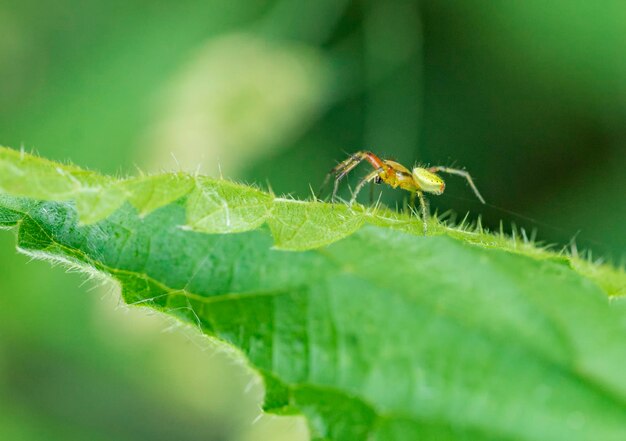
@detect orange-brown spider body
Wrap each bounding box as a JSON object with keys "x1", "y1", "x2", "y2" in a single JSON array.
[
  {"x1": 320, "y1": 151, "x2": 484, "y2": 234},
  {"x1": 375, "y1": 160, "x2": 424, "y2": 192}
]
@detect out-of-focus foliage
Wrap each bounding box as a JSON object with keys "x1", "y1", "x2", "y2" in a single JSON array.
[{"x1": 0, "y1": 0, "x2": 624, "y2": 440}]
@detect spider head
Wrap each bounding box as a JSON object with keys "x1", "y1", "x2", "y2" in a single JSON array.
[{"x1": 412, "y1": 167, "x2": 445, "y2": 195}]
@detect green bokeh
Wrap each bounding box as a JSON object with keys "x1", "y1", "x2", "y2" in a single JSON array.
[{"x1": 1, "y1": 0, "x2": 624, "y2": 439}]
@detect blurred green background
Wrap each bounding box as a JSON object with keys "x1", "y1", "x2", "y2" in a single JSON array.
[{"x1": 1, "y1": 1, "x2": 625, "y2": 440}]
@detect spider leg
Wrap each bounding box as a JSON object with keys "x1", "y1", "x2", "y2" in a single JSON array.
[
  {"x1": 427, "y1": 166, "x2": 485, "y2": 203},
  {"x1": 318, "y1": 153, "x2": 363, "y2": 200},
  {"x1": 416, "y1": 191, "x2": 429, "y2": 235},
  {"x1": 319, "y1": 151, "x2": 386, "y2": 201},
  {"x1": 350, "y1": 169, "x2": 383, "y2": 205}
]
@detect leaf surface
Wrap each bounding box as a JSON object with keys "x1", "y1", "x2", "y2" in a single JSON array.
[{"x1": 1, "y1": 146, "x2": 625, "y2": 441}]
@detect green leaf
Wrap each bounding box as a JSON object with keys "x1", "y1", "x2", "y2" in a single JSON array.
[{"x1": 1, "y1": 146, "x2": 625, "y2": 441}]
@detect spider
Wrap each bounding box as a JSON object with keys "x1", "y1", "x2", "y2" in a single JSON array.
[{"x1": 320, "y1": 151, "x2": 485, "y2": 233}]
